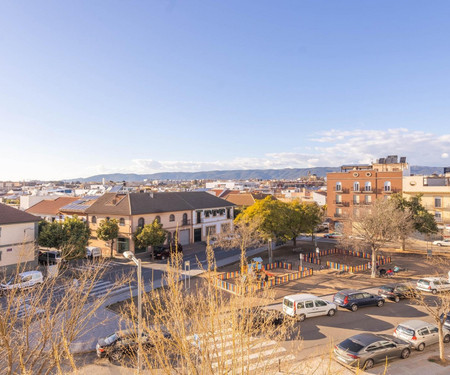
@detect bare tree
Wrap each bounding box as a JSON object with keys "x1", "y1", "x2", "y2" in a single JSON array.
[
  {"x1": 0, "y1": 253, "x2": 133, "y2": 375},
  {"x1": 350, "y1": 199, "x2": 412, "y2": 278}
]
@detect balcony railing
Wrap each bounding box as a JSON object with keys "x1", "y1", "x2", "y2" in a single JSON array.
[
  {"x1": 181, "y1": 219, "x2": 191, "y2": 226},
  {"x1": 334, "y1": 213, "x2": 342, "y2": 218}
]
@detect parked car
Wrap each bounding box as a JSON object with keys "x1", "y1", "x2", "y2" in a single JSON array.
[
  {"x1": 96, "y1": 329, "x2": 172, "y2": 361},
  {"x1": 377, "y1": 283, "x2": 416, "y2": 303},
  {"x1": 237, "y1": 307, "x2": 284, "y2": 330},
  {"x1": 86, "y1": 246, "x2": 102, "y2": 259},
  {"x1": 0, "y1": 270, "x2": 44, "y2": 294},
  {"x1": 416, "y1": 277, "x2": 450, "y2": 294},
  {"x1": 334, "y1": 333, "x2": 411, "y2": 369},
  {"x1": 394, "y1": 320, "x2": 450, "y2": 351},
  {"x1": 441, "y1": 312, "x2": 450, "y2": 331},
  {"x1": 38, "y1": 250, "x2": 62, "y2": 265},
  {"x1": 153, "y1": 242, "x2": 183, "y2": 260},
  {"x1": 432, "y1": 239, "x2": 450, "y2": 247},
  {"x1": 333, "y1": 289, "x2": 384, "y2": 311},
  {"x1": 323, "y1": 232, "x2": 343, "y2": 239},
  {"x1": 283, "y1": 294, "x2": 337, "y2": 321}
]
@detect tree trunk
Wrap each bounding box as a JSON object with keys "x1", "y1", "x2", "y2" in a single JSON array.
[
  {"x1": 371, "y1": 246, "x2": 377, "y2": 278},
  {"x1": 110, "y1": 240, "x2": 114, "y2": 259},
  {"x1": 151, "y1": 246, "x2": 155, "y2": 261},
  {"x1": 402, "y1": 237, "x2": 406, "y2": 252},
  {"x1": 292, "y1": 236, "x2": 297, "y2": 248},
  {"x1": 438, "y1": 321, "x2": 445, "y2": 362}
]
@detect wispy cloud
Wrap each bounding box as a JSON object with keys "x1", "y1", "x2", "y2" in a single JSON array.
[{"x1": 88, "y1": 128, "x2": 450, "y2": 175}]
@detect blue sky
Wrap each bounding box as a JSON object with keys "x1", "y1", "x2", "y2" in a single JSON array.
[{"x1": 1, "y1": 0, "x2": 450, "y2": 180}]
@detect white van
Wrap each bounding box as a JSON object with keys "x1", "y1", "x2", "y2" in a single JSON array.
[
  {"x1": 0, "y1": 270, "x2": 44, "y2": 293},
  {"x1": 282, "y1": 294, "x2": 337, "y2": 321},
  {"x1": 86, "y1": 246, "x2": 102, "y2": 259}
]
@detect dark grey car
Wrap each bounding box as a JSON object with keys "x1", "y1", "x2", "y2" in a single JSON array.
[{"x1": 334, "y1": 333, "x2": 411, "y2": 369}]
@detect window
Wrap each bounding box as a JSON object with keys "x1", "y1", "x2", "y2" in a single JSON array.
[
  {"x1": 182, "y1": 213, "x2": 188, "y2": 225},
  {"x1": 365, "y1": 181, "x2": 372, "y2": 191},
  {"x1": 305, "y1": 301, "x2": 314, "y2": 308},
  {"x1": 91, "y1": 216, "x2": 97, "y2": 224},
  {"x1": 429, "y1": 327, "x2": 438, "y2": 334},
  {"x1": 435, "y1": 211, "x2": 442, "y2": 222},
  {"x1": 335, "y1": 194, "x2": 342, "y2": 204},
  {"x1": 314, "y1": 300, "x2": 327, "y2": 307},
  {"x1": 117, "y1": 238, "x2": 129, "y2": 253},
  {"x1": 353, "y1": 182, "x2": 360, "y2": 192},
  {"x1": 335, "y1": 208, "x2": 342, "y2": 217},
  {"x1": 138, "y1": 218, "x2": 145, "y2": 228},
  {"x1": 335, "y1": 182, "x2": 342, "y2": 191},
  {"x1": 417, "y1": 328, "x2": 429, "y2": 336},
  {"x1": 119, "y1": 218, "x2": 125, "y2": 226},
  {"x1": 196, "y1": 211, "x2": 201, "y2": 224},
  {"x1": 384, "y1": 181, "x2": 391, "y2": 192},
  {"x1": 227, "y1": 208, "x2": 231, "y2": 219},
  {"x1": 167, "y1": 232, "x2": 172, "y2": 243},
  {"x1": 365, "y1": 195, "x2": 371, "y2": 204},
  {"x1": 435, "y1": 197, "x2": 442, "y2": 208},
  {"x1": 206, "y1": 225, "x2": 216, "y2": 236},
  {"x1": 169, "y1": 214, "x2": 175, "y2": 222},
  {"x1": 362, "y1": 293, "x2": 372, "y2": 298},
  {"x1": 297, "y1": 302, "x2": 304, "y2": 309},
  {"x1": 353, "y1": 195, "x2": 360, "y2": 204},
  {"x1": 155, "y1": 216, "x2": 161, "y2": 223}
]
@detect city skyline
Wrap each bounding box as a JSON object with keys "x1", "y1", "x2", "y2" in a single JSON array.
[{"x1": 1, "y1": 1, "x2": 450, "y2": 180}]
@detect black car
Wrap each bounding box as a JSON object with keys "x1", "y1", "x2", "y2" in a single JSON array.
[
  {"x1": 237, "y1": 307, "x2": 284, "y2": 330},
  {"x1": 153, "y1": 242, "x2": 183, "y2": 260},
  {"x1": 333, "y1": 289, "x2": 385, "y2": 312},
  {"x1": 38, "y1": 250, "x2": 63, "y2": 265},
  {"x1": 378, "y1": 283, "x2": 416, "y2": 303},
  {"x1": 96, "y1": 329, "x2": 171, "y2": 361}
]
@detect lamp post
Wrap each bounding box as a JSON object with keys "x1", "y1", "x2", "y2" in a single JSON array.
[{"x1": 123, "y1": 251, "x2": 143, "y2": 373}]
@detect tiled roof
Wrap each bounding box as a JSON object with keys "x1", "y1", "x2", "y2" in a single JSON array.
[
  {"x1": 224, "y1": 193, "x2": 275, "y2": 206},
  {"x1": 0, "y1": 203, "x2": 41, "y2": 225},
  {"x1": 25, "y1": 197, "x2": 78, "y2": 216},
  {"x1": 85, "y1": 192, "x2": 235, "y2": 216},
  {"x1": 60, "y1": 196, "x2": 98, "y2": 213}
]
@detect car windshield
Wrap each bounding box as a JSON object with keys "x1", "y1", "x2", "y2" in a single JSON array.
[
  {"x1": 283, "y1": 299, "x2": 293, "y2": 308},
  {"x1": 338, "y1": 339, "x2": 364, "y2": 353},
  {"x1": 417, "y1": 279, "x2": 429, "y2": 286},
  {"x1": 396, "y1": 325, "x2": 414, "y2": 336},
  {"x1": 334, "y1": 292, "x2": 346, "y2": 300},
  {"x1": 380, "y1": 286, "x2": 393, "y2": 292},
  {"x1": 104, "y1": 333, "x2": 119, "y2": 345}
]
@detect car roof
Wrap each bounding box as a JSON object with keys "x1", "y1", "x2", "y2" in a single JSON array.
[
  {"x1": 397, "y1": 320, "x2": 433, "y2": 330},
  {"x1": 346, "y1": 333, "x2": 383, "y2": 345},
  {"x1": 284, "y1": 294, "x2": 319, "y2": 300},
  {"x1": 336, "y1": 289, "x2": 361, "y2": 294},
  {"x1": 419, "y1": 277, "x2": 445, "y2": 282},
  {"x1": 19, "y1": 270, "x2": 42, "y2": 277}
]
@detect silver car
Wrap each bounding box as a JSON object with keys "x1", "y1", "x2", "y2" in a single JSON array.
[
  {"x1": 393, "y1": 320, "x2": 450, "y2": 351},
  {"x1": 334, "y1": 333, "x2": 411, "y2": 370}
]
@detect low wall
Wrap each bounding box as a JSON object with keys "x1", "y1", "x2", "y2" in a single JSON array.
[
  {"x1": 216, "y1": 262, "x2": 313, "y2": 295},
  {"x1": 303, "y1": 248, "x2": 391, "y2": 273}
]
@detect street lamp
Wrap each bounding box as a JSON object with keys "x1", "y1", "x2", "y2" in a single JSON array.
[{"x1": 123, "y1": 251, "x2": 143, "y2": 373}]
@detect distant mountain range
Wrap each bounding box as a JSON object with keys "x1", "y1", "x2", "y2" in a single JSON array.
[{"x1": 70, "y1": 166, "x2": 446, "y2": 183}]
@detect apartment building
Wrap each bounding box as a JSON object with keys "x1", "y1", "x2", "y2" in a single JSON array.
[
  {"x1": 327, "y1": 155, "x2": 408, "y2": 231},
  {"x1": 403, "y1": 168, "x2": 450, "y2": 235}
]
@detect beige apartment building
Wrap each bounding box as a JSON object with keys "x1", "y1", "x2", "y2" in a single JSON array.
[{"x1": 403, "y1": 169, "x2": 450, "y2": 235}]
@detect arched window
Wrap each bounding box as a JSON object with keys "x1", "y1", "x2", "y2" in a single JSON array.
[
  {"x1": 119, "y1": 218, "x2": 125, "y2": 226},
  {"x1": 182, "y1": 213, "x2": 188, "y2": 225},
  {"x1": 335, "y1": 182, "x2": 342, "y2": 191},
  {"x1": 138, "y1": 217, "x2": 145, "y2": 228},
  {"x1": 384, "y1": 181, "x2": 391, "y2": 192},
  {"x1": 353, "y1": 182, "x2": 360, "y2": 192},
  {"x1": 155, "y1": 216, "x2": 161, "y2": 223},
  {"x1": 365, "y1": 181, "x2": 372, "y2": 192},
  {"x1": 169, "y1": 214, "x2": 175, "y2": 222},
  {"x1": 91, "y1": 216, "x2": 97, "y2": 224}
]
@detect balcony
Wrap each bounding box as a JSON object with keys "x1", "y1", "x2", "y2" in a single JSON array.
[
  {"x1": 334, "y1": 213, "x2": 342, "y2": 218},
  {"x1": 353, "y1": 202, "x2": 361, "y2": 206},
  {"x1": 181, "y1": 219, "x2": 191, "y2": 226},
  {"x1": 362, "y1": 189, "x2": 373, "y2": 193},
  {"x1": 334, "y1": 187, "x2": 350, "y2": 194}
]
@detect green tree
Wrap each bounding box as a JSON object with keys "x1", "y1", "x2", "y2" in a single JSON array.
[
  {"x1": 392, "y1": 193, "x2": 438, "y2": 250},
  {"x1": 133, "y1": 220, "x2": 167, "y2": 260},
  {"x1": 38, "y1": 216, "x2": 90, "y2": 259},
  {"x1": 97, "y1": 219, "x2": 119, "y2": 259}
]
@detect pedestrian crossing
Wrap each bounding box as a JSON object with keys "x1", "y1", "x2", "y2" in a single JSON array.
[
  {"x1": 188, "y1": 327, "x2": 295, "y2": 373},
  {"x1": 70, "y1": 262, "x2": 114, "y2": 273},
  {"x1": 83, "y1": 280, "x2": 136, "y2": 299}
]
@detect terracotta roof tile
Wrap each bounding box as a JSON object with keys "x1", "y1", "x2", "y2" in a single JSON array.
[
  {"x1": 0, "y1": 203, "x2": 41, "y2": 225},
  {"x1": 25, "y1": 197, "x2": 79, "y2": 216}
]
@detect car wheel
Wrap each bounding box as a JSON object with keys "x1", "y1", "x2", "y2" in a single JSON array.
[
  {"x1": 444, "y1": 334, "x2": 450, "y2": 343},
  {"x1": 327, "y1": 309, "x2": 336, "y2": 317},
  {"x1": 298, "y1": 314, "x2": 306, "y2": 322},
  {"x1": 432, "y1": 289, "x2": 437, "y2": 295},
  {"x1": 363, "y1": 358, "x2": 374, "y2": 369},
  {"x1": 400, "y1": 348, "x2": 411, "y2": 359},
  {"x1": 351, "y1": 304, "x2": 358, "y2": 312},
  {"x1": 109, "y1": 350, "x2": 124, "y2": 361},
  {"x1": 417, "y1": 343, "x2": 425, "y2": 351},
  {"x1": 394, "y1": 296, "x2": 400, "y2": 303},
  {"x1": 377, "y1": 300, "x2": 384, "y2": 307}
]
